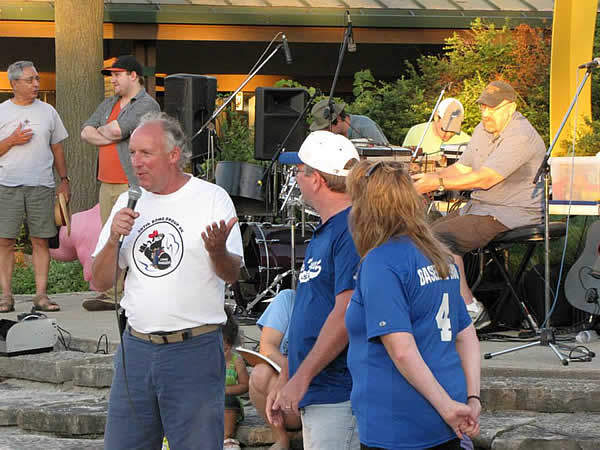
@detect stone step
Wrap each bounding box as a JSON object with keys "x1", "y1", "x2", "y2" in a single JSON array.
[
  {"x1": 3, "y1": 385, "x2": 600, "y2": 450},
  {"x1": 72, "y1": 362, "x2": 114, "y2": 388},
  {"x1": 0, "y1": 381, "x2": 107, "y2": 436},
  {"x1": 476, "y1": 411, "x2": 600, "y2": 450},
  {"x1": 0, "y1": 351, "x2": 112, "y2": 384},
  {"x1": 482, "y1": 376, "x2": 600, "y2": 413},
  {"x1": 237, "y1": 403, "x2": 302, "y2": 448},
  {"x1": 18, "y1": 399, "x2": 107, "y2": 437},
  {"x1": 69, "y1": 360, "x2": 600, "y2": 416},
  {"x1": 0, "y1": 427, "x2": 104, "y2": 450}
]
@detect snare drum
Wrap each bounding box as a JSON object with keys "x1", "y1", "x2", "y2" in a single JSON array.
[{"x1": 239, "y1": 222, "x2": 315, "y2": 298}]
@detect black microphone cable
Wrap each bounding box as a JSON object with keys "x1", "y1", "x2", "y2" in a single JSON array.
[{"x1": 114, "y1": 186, "x2": 143, "y2": 428}]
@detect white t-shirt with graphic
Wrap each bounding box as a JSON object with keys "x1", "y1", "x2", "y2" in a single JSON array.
[
  {"x1": 94, "y1": 176, "x2": 244, "y2": 333},
  {"x1": 0, "y1": 99, "x2": 68, "y2": 187}
]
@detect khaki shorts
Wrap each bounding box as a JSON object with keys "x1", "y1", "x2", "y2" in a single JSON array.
[
  {"x1": 0, "y1": 185, "x2": 56, "y2": 239},
  {"x1": 431, "y1": 210, "x2": 509, "y2": 255},
  {"x1": 99, "y1": 182, "x2": 128, "y2": 226}
]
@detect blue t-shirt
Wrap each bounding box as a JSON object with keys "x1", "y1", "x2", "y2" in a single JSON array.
[
  {"x1": 346, "y1": 237, "x2": 472, "y2": 449},
  {"x1": 288, "y1": 207, "x2": 359, "y2": 408},
  {"x1": 257, "y1": 289, "x2": 295, "y2": 356}
]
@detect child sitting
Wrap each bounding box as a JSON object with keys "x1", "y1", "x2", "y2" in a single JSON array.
[{"x1": 223, "y1": 307, "x2": 249, "y2": 450}]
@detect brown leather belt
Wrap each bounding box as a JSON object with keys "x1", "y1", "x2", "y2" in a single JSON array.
[{"x1": 127, "y1": 324, "x2": 220, "y2": 345}]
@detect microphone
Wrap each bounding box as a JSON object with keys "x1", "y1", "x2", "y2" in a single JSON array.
[
  {"x1": 282, "y1": 34, "x2": 293, "y2": 64},
  {"x1": 441, "y1": 109, "x2": 462, "y2": 132},
  {"x1": 347, "y1": 11, "x2": 356, "y2": 53},
  {"x1": 119, "y1": 185, "x2": 142, "y2": 246},
  {"x1": 578, "y1": 58, "x2": 600, "y2": 69}
]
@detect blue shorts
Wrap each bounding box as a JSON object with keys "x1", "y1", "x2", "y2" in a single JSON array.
[{"x1": 104, "y1": 328, "x2": 225, "y2": 450}]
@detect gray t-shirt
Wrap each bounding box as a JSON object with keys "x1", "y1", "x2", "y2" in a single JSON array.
[
  {"x1": 348, "y1": 114, "x2": 389, "y2": 145},
  {"x1": 83, "y1": 88, "x2": 160, "y2": 184},
  {"x1": 0, "y1": 99, "x2": 68, "y2": 187},
  {"x1": 458, "y1": 112, "x2": 544, "y2": 229}
]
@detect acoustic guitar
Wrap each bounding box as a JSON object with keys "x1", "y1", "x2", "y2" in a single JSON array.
[{"x1": 564, "y1": 220, "x2": 600, "y2": 315}]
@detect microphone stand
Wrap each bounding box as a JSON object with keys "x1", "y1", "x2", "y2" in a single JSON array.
[
  {"x1": 259, "y1": 91, "x2": 316, "y2": 188},
  {"x1": 259, "y1": 93, "x2": 313, "y2": 286},
  {"x1": 484, "y1": 67, "x2": 596, "y2": 365},
  {"x1": 326, "y1": 11, "x2": 353, "y2": 123},
  {"x1": 190, "y1": 41, "x2": 287, "y2": 145}
]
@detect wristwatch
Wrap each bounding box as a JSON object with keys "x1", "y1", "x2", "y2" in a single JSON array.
[
  {"x1": 437, "y1": 177, "x2": 445, "y2": 193},
  {"x1": 61, "y1": 176, "x2": 70, "y2": 183}
]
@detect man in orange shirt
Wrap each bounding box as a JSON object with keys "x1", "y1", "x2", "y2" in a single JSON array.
[{"x1": 81, "y1": 55, "x2": 159, "y2": 311}]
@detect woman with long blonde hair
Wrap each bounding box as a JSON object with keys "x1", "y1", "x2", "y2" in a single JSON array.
[{"x1": 345, "y1": 161, "x2": 481, "y2": 450}]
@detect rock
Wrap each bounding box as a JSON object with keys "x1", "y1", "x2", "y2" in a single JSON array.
[
  {"x1": 18, "y1": 399, "x2": 108, "y2": 436},
  {"x1": 479, "y1": 411, "x2": 600, "y2": 450},
  {"x1": 0, "y1": 351, "x2": 112, "y2": 384},
  {"x1": 0, "y1": 427, "x2": 104, "y2": 450},
  {"x1": 0, "y1": 382, "x2": 102, "y2": 427},
  {"x1": 72, "y1": 362, "x2": 113, "y2": 388},
  {"x1": 482, "y1": 376, "x2": 600, "y2": 413}
]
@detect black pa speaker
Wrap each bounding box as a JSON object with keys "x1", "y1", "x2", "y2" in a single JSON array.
[
  {"x1": 165, "y1": 74, "x2": 217, "y2": 175},
  {"x1": 254, "y1": 87, "x2": 309, "y2": 160}
]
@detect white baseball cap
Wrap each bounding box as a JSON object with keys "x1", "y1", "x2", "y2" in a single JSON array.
[
  {"x1": 436, "y1": 98, "x2": 464, "y2": 134},
  {"x1": 279, "y1": 130, "x2": 360, "y2": 177}
]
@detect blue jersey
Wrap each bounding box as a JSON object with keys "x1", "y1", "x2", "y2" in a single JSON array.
[
  {"x1": 346, "y1": 237, "x2": 471, "y2": 449},
  {"x1": 257, "y1": 289, "x2": 295, "y2": 356},
  {"x1": 288, "y1": 207, "x2": 359, "y2": 408}
]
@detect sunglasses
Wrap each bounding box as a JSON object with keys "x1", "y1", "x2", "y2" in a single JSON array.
[
  {"x1": 365, "y1": 161, "x2": 405, "y2": 179},
  {"x1": 365, "y1": 161, "x2": 383, "y2": 178}
]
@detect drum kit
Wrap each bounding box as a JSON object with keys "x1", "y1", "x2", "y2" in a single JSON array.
[
  {"x1": 212, "y1": 158, "x2": 314, "y2": 315},
  {"x1": 214, "y1": 140, "x2": 417, "y2": 315}
]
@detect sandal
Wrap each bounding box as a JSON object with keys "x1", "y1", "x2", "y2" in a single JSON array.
[
  {"x1": 32, "y1": 294, "x2": 60, "y2": 312},
  {"x1": 0, "y1": 294, "x2": 14, "y2": 313},
  {"x1": 224, "y1": 438, "x2": 241, "y2": 450}
]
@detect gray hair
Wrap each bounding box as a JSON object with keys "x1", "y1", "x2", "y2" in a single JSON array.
[
  {"x1": 7, "y1": 61, "x2": 35, "y2": 81},
  {"x1": 137, "y1": 112, "x2": 191, "y2": 168}
]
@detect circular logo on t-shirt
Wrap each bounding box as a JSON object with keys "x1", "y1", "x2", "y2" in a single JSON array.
[{"x1": 132, "y1": 220, "x2": 184, "y2": 278}]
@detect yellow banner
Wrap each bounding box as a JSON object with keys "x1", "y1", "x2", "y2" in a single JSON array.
[{"x1": 550, "y1": 0, "x2": 598, "y2": 155}]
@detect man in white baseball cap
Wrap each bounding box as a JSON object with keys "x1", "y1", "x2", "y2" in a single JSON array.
[
  {"x1": 403, "y1": 97, "x2": 470, "y2": 159},
  {"x1": 267, "y1": 130, "x2": 361, "y2": 450}
]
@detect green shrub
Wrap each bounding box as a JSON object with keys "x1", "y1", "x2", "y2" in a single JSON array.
[{"x1": 12, "y1": 260, "x2": 89, "y2": 294}]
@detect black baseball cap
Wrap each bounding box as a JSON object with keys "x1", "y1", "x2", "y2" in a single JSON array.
[{"x1": 101, "y1": 55, "x2": 143, "y2": 77}]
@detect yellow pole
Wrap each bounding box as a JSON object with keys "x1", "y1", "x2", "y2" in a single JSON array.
[{"x1": 550, "y1": 0, "x2": 598, "y2": 155}]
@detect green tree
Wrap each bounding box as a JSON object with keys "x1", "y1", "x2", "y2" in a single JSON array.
[
  {"x1": 347, "y1": 68, "x2": 425, "y2": 145},
  {"x1": 414, "y1": 19, "x2": 551, "y2": 141}
]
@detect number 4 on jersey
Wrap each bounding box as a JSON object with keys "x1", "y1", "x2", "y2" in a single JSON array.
[{"x1": 435, "y1": 293, "x2": 452, "y2": 341}]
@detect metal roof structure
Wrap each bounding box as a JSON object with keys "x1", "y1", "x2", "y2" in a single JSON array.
[{"x1": 0, "y1": 0, "x2": 559, "y2": 28}]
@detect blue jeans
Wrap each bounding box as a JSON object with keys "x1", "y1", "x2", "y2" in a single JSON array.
[{"x1": 104, "y1": 328, "x2": 225, "y2": 450}]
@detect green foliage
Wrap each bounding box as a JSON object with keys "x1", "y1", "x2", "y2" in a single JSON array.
[
  {"x1": 346, "y1": 69, "x2": 425, "y2": 145},
  {"x1": 274, "y1": 79, "x2": 316, "y2": 97},
  {"x1": 220, "y1": 19, "x2": 553, "y2": 149},
  {"x1": 558, "y1": 116, "x2": 600, "y2": 156},
  {"x1": 198, "y1": 107, "x2": 258, "y2": 177},
  {"x1": 508, "y1": 216, "x2": 591, "y2": 272},
  {"x1": 412, "y1": 18, "x2": 551, "y2": 141},
  {"x1": 326, "y1": 19, "x2": 552, "y2": 145},
  {"x1": 12, "y1": 260, "x2": 89, "y2": 295},
  {"x1": 218, "y1": 109, "x2": 255, "y2": 163},
  {"x1": 15, "y1": 224, "x2": 32, "y2": 254}
]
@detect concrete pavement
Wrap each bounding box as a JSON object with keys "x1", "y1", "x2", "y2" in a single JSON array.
[{"x1": 5, "y1": 291, "x2": 600, "y2": 376}]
